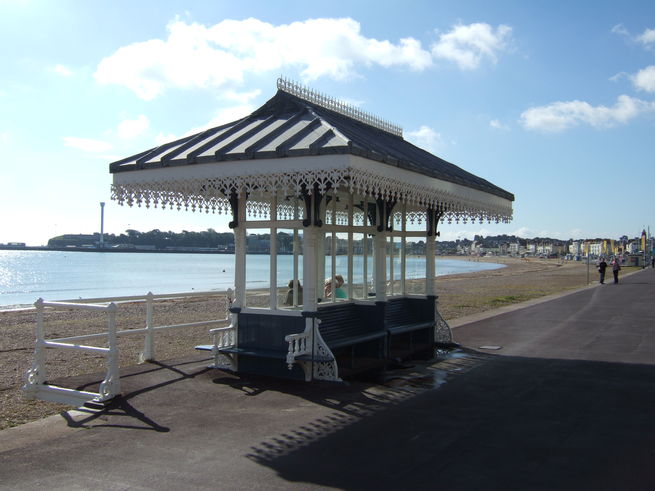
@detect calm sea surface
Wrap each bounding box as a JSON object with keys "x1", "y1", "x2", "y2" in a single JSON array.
[{"x1": 0, "y1": 250, "x2": 504, "y2": 308}]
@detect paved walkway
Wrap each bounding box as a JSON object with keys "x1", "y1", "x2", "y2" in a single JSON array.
[{"x1": 2, "y1": 268, "x2": 655, "y2": 490}]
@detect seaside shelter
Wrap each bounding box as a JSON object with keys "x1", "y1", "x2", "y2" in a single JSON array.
[{"x1": 110, "y1": 79, "x2": 514, "y2": 382}]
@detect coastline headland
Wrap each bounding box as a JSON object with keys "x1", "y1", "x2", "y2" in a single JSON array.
[{"x1": 0, "y1": 245, "x2": 237, "y2": 254}]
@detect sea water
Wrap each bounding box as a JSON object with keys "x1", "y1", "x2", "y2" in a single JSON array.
[{"x1": 0, "y1": 250, "x2": 504, "y2": 309}]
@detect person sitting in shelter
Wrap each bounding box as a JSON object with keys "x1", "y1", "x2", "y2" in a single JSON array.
[
  {"x1": 283, "y1": 280, "x2": 303, "y2": 306},
  {"x1": 324, "y1": 275, "x2": 346, "y2": 299}
]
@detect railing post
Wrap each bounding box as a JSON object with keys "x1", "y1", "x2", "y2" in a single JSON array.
[
  {"x1": 98, "y1": 302, "x2": 121, "y2": 401},
  {"x1": 140, "y1": 292, "x2": 155, "y2": 362},
  {"x1": 25, "y1": 298, "x2": 47, "y2": 390}
]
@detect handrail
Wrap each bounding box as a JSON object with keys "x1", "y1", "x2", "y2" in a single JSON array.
[
  {"x1": 42, "y1": 301, "x2": 113, "y2": 311},
  {"x1": 23, "y1": 289, "x2": 233, "y2": 406},
  {"x1": 58, "y1": 290, "x2": 228, "y2": 304}
]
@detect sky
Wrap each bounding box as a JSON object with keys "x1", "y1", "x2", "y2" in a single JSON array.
[{"x1": 1, "y1": 0, "x2": 654, "y2": 246}]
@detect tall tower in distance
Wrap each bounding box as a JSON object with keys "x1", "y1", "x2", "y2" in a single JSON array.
[{"x1": 100, "y1": 202, "x2": 105, "y2": 249}]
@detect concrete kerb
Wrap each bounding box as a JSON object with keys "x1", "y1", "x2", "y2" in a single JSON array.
[
  {"x1": 448, "y1": 266, "x2": 646, "y2": 329},
  {"x1": 0, "y1": 409, "x2": 90, "y2": 453}
]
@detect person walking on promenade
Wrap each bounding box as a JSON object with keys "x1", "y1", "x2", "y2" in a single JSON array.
[
  {"x1": 612, "y1": 257, "x2": 621, "y2": 284},
  {"x1": 598, "y1": 257, "x2": 608, "y2": 284}
]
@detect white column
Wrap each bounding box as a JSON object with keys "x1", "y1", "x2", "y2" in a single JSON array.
[
  {"x1": 389, "y1": 237, "x2": 394, "y2": 296},
  {"x1": 316, "y1": 231, "x2": 325, "y2": 300},
  {"x1": 270, "y1": 192, "x2": 278, "y2": 309},
  {"x1": 374, "y1": 231, "x2": 387, "y2": 301},
  {"x1": 426, "y1": 232, "x2": 436, "y2": 296},
  {"x1": 401, "y1": 204, "x2": 407, "y2": 295},
  {"x1": 347, "y1": 194, "x2": 354, "y2": 299},
  {"x1": 372, "y1": 198, "x2": 388, "y2": 301},
  {"x1": 234, "y1": 197, "x2": 247, "y2": 308},
  {"x1": 293, "y1": 229, "x2": 300, "y2": 306},
  {"x1": 303, "y1": 226, "x2": 318, "y2": 311}
]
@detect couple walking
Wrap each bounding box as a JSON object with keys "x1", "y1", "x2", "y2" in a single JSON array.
[{"x1": 598, "y1": 257, "x2": 621, "y2": 284}]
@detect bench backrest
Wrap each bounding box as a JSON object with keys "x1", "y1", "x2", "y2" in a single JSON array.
[
  {"x1": 238, "y1": 313, "x2": 305, "y2": 350},
  {"x1": 385, "y1": 297, "x2": 434, "y2": 327},
  {"x1": 317, "y1": 303, "x2": 383, "y2": 345}
]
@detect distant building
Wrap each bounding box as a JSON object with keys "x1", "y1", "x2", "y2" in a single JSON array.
[{"x1": 626, "y1": 241, "x2": 639, "y2": 254}]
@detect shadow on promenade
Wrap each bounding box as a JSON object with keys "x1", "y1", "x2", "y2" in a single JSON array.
[
  {"x1": 246, "y1": 354, "x2": 655, "y2": 490},
  {"x1": 53, "y1": 357, "x2": 214, "y2": 433}
]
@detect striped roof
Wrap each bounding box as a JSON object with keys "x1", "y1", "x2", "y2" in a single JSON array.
[{"x1": 110, "y1": 89, "x2": 514, "y2": 203}]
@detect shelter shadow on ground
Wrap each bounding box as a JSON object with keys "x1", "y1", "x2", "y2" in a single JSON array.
[{"x1": 247, "y1": 354, "x2": 655, "y2": 491}]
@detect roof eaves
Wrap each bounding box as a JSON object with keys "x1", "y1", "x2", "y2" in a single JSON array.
[{"x1": 135, "y1": 136, "x2": 195, "y2": 168}]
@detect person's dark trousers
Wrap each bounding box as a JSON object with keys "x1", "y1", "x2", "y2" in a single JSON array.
[
  {"x1": 613, "y1": 271, "x2": 619, "y2": 283},
  {"x1": 600, "y1": 272, "x2": 605, "y2": 284}
]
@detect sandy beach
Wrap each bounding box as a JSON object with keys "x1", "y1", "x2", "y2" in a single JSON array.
[{"x1": 0, "y1": 256, "x2": 621, "y2": 430}]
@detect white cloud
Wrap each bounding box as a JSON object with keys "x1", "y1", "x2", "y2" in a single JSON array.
[
  {"x1": 611, "y1": 24, "x2": 655, "y2": 50},
  {"x1": 95, "y1": 154, "x2": 124, "y2": 161},
  {"x1": 94, "y1": 17, "x2": 435, "y2": 100},
  {"x1": 611, "y1": 23, "x2": 630, "y2": 37},
  {"x1": 511, "y1": 227, "x2": 533, "y2": 238},
  {"x1": 632, "y1": 65, "x2": 655, "y2": 92},
  {"x1": 405, "y1": 125, "x2": 444, "y2": 153},
  {"x1": 63, "y1": 136, "x2": 113, "y2": 152},
  {"x1": 117, "y1": 114, "x2": 150, "y2": 139},
  {"x1": 155, "y1": 104, "x2": 254, "y2": 145},
  {"x1": 520, "y1": 95, "x2": 655, "y2": 132},
  {"x1": 431, "y1": 23, "x2": 512, "y2": 70},
  {"x1": 0, "y1": 132, "x2": 9, "y2": 144},
  {"x1": 637, "y1": 28, "x2": 655, "y2": 46},
  {"x1": 440, "y1": 227, "x2": 500, "y2": 241},
  {"x1": 489, "y1": 119, "x2": 510, "y2": 130},
  {"x1": 609, "y1": 71, "x2": 628, "y2": 82},
  {"x1": 53, "y1": 64, "x2": 73, "y2": 76},
  {"x1": 222, "y1": 89, "x2": 261, "y2": 104},
  {"x1": 94, "y1": 18, "x2": 508, "y2": 100}
]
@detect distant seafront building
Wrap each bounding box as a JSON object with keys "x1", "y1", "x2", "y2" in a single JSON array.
[{"x1": 107, "y1": 79, "x2": 514, "y2": 381}]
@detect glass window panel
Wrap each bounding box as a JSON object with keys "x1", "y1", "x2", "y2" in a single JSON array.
[
  {"x1": 386, "y1": 236, "x2": 403, "y2": 296},
  {"x1": 351, "y1": 232, "x2": 365, "y2": 300},
  {"x1": 277, "y1": 228, "x2": 303, "y2": 309},
  {"x1": 405, "y1": 238, "x2": 427, "y2": 295},
  {"x1": 245, "y1": 229, "x2": 270, "y2": 308}
]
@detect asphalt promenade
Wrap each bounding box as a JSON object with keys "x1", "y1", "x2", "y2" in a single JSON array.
[{"x1": 2, "y1": 268, "x2": 655, "y2": 490}]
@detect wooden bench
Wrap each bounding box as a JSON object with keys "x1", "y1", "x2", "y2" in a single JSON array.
[
  {"x1": 385, "y1": 297, "x2": 435, "y2": 360},
  {"x1": 195, "y1": 311, "x2": 334, "y2": 379},
  {"x1": 196, "y1": 302, "x2": 387, "y2": 379},
  {"x1": 317, "y1": 302, "x2": 386, "y2": 350},
  {"x1": 385, "y1": 297, "x2": 434, "y2": 335}
]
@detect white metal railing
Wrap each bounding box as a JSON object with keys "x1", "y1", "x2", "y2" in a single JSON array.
[
  {"x1": 285, "y1": 330, "x2": 312, "y2": 368},
  {"x1": 207, "y1": 324, "x2": 237, "y2": 370},
  {"x1": 23, "y1": 290, "x2": 232, "y2": 407}
]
